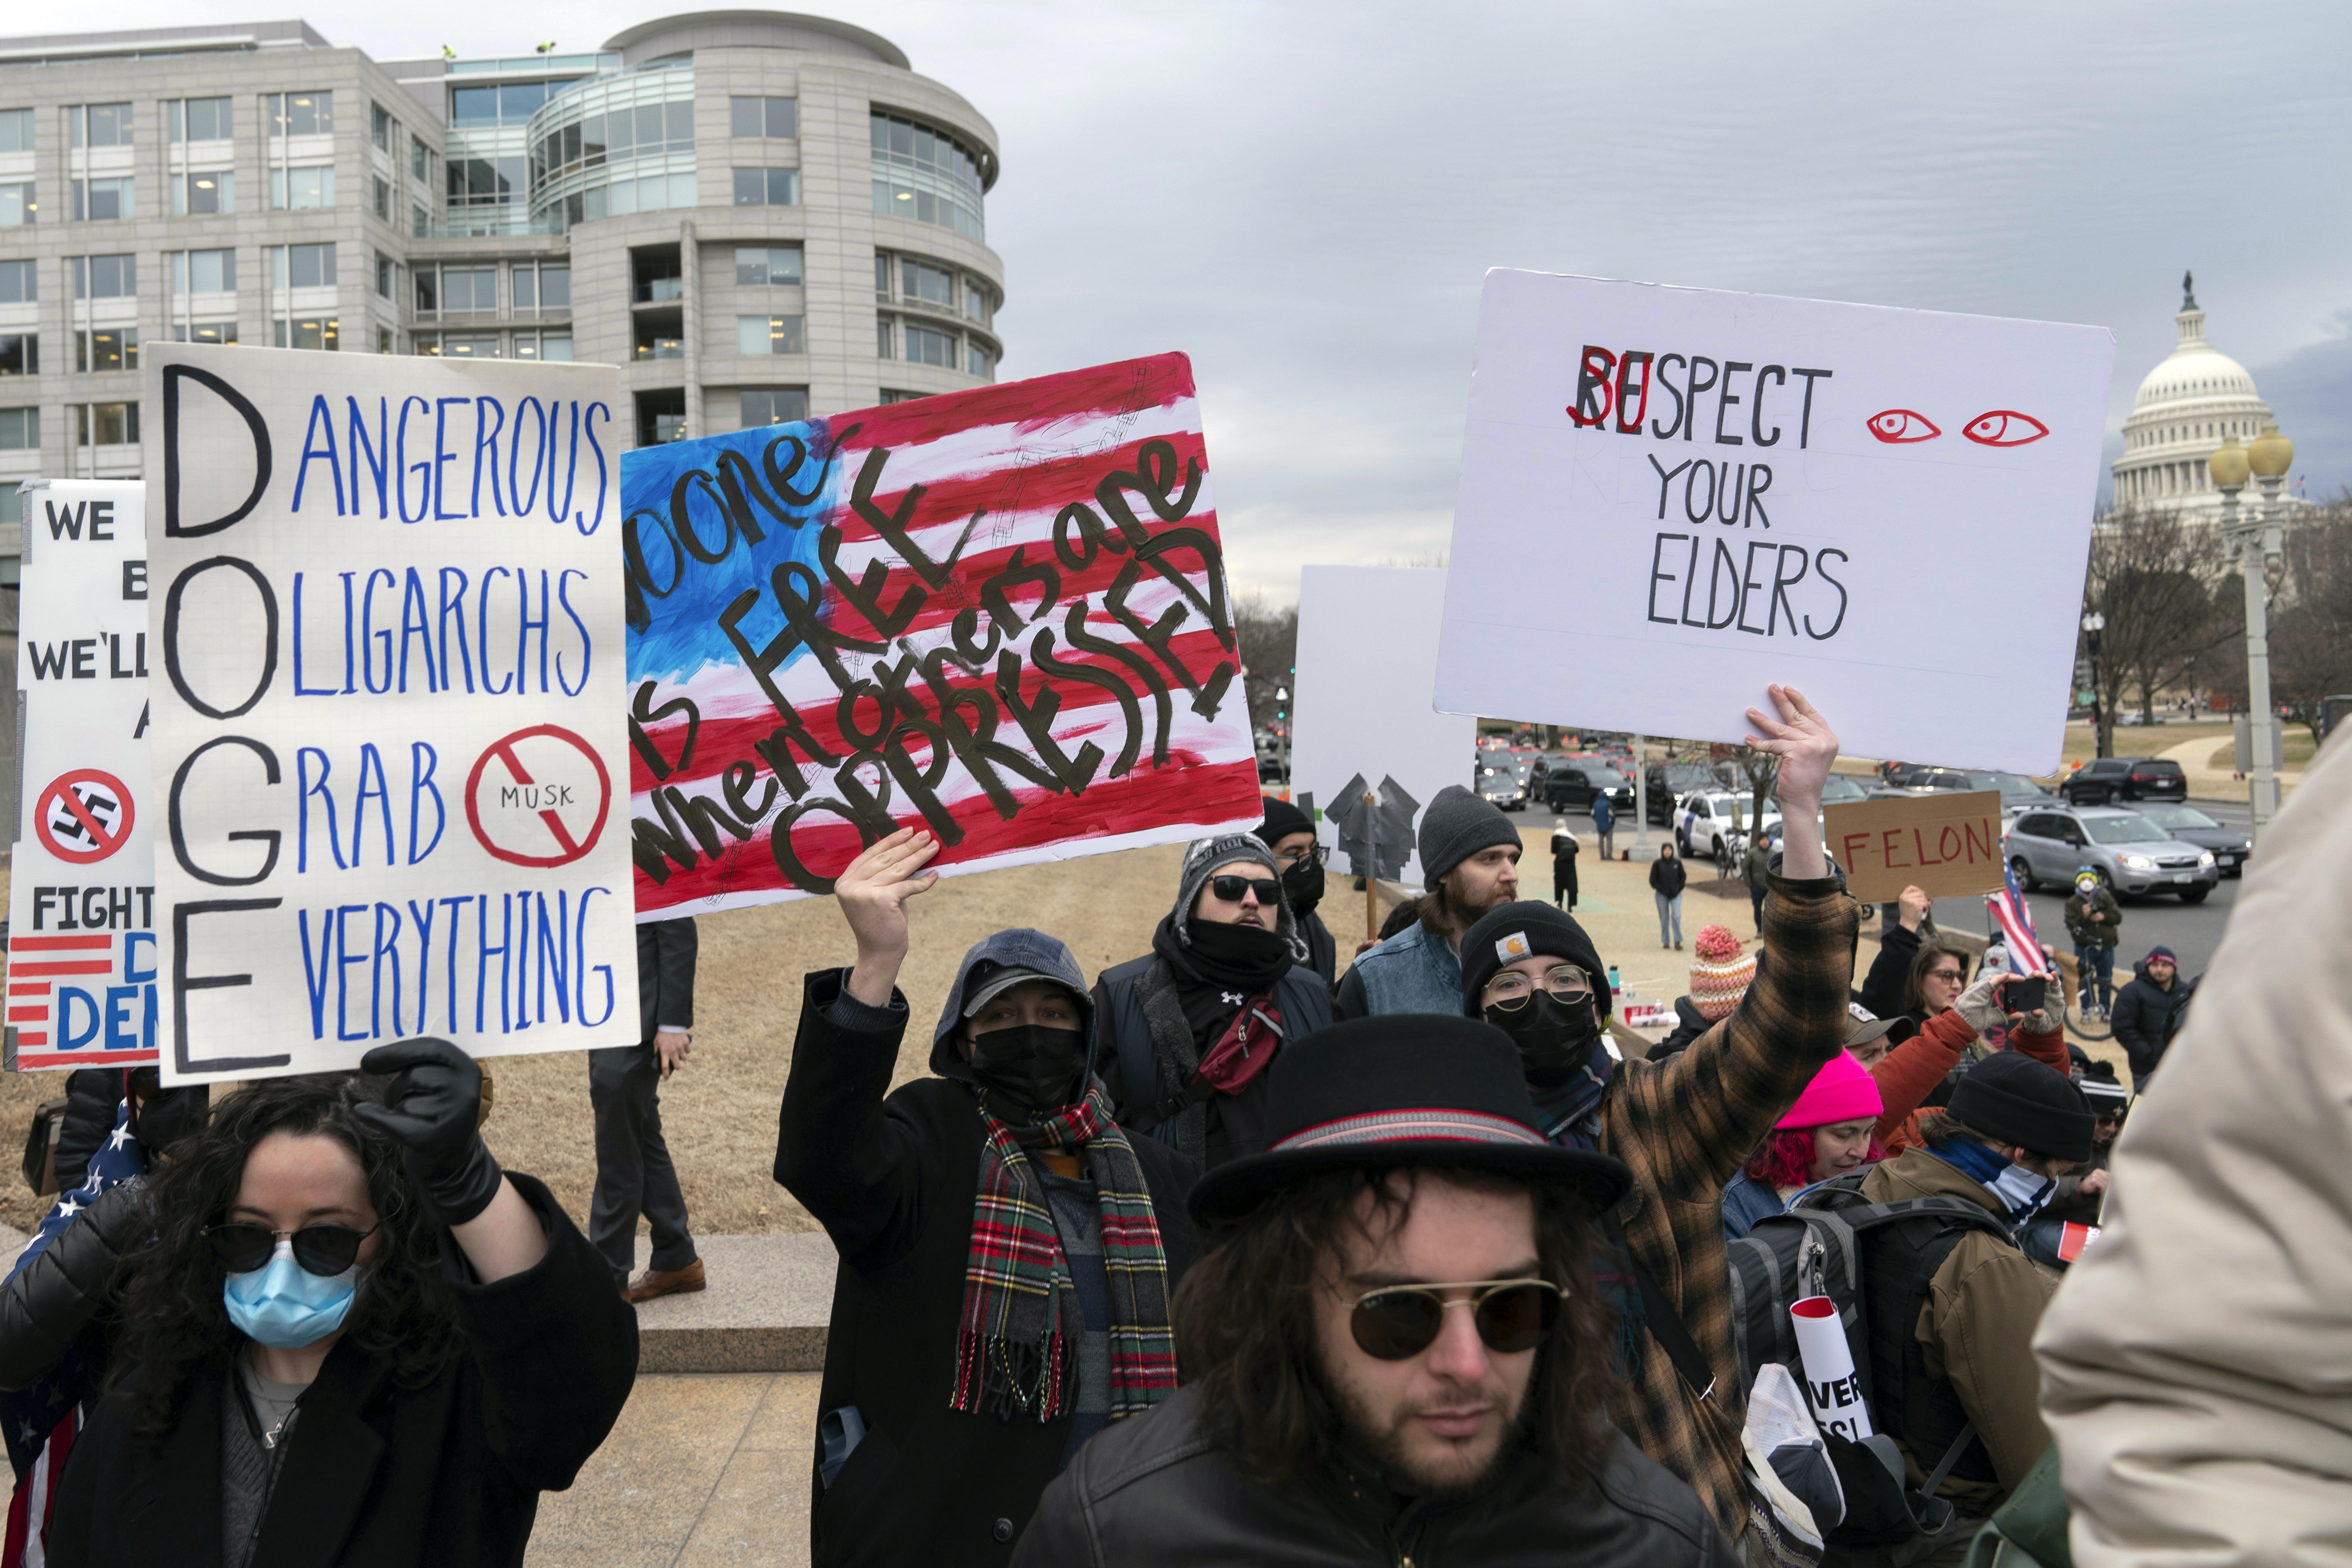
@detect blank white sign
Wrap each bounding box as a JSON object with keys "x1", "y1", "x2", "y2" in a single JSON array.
[{"x1": 1436, "y1": 271, "x2": 2113, "y2": 773}]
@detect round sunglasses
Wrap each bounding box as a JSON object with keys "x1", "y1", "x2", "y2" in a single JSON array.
[
  {"x1": 205, "y1": 1221, "x2": 379, "y2": 1277},
  {"x1": 1348, "y1": 1278, "x2": 1564, "y2": 1361}
]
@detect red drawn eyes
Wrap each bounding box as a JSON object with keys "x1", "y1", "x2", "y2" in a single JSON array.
[
  {"x1": 1867, "y1": 409, "x2": 1941, "y2": 443},
  {"x1": 1961, "y1": 410, "x2": 2049, "y2": 447},
  {"x1": 1865, "y1": 408, "x2": 2052, "y2": 448}
]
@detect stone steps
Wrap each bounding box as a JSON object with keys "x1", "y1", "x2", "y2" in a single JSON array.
[{"x1": 627, "y1": 1231, "x2": 837, "y2": 1374}]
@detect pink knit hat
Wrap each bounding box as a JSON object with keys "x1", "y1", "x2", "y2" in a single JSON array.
[{"x1": 1775, "y1": 1052, "x2": 1884, "y2": 1130}]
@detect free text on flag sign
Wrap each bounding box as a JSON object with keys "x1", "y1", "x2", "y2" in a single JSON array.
[{"x1": 624, "y1": 353, "x2": 1260, "y2": 916}]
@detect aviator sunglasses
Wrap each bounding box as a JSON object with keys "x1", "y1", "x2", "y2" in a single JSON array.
[
  {"x1": 1348, "y1": 1278, "x2": 1564, "y2": 1361},
  {"x1": 205, "y1": 1221, "x2": 380, "y2": 1277},
  {"x1": 1209, "y1": 875, "x2": 1282, "y2": 904}
]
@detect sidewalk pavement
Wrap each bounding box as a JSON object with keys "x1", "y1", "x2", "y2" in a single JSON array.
[{"x1": 2154, "y1": 734, "x2": 2301, "y2": 804}]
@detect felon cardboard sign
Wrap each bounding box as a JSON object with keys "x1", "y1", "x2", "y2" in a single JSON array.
[{"x1": 1825, "y1": 790, "x2": 2005, "y2": 902}]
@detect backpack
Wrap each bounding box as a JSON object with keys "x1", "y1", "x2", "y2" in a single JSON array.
[{"x1": 1727, "y1": 1173, "x2": 2015, "y2": 1556}]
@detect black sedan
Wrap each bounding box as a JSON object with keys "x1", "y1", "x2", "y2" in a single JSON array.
[{"x1": 2127, "y1": 802, "x2": 2253, "y2": 877}]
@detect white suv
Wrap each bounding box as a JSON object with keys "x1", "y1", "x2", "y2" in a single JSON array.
[{"x1": 1676, "y1": 792, "x2": 1783, "y2": 861}]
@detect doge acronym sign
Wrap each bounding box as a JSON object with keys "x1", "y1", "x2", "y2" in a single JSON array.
[
  {"x1": 1435, "y1": 272, "x2": 2113, "y2": 774},
  {"x1": 141, "y1": 343, "x2": 640, "y2": 1084}
]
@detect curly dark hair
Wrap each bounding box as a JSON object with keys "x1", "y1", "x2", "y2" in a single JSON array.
[
  {"x1": 108, "y1": 1075, "x2": 457, "y2": 1438},
  {"x1": 1173, "y1": 1162, "x2": 1615, "y2": 1493}
]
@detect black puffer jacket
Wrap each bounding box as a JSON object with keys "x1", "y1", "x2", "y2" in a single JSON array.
[
  {"x1": 2109, "y1": 960, "x2": 2182, "y2": 1079},
  {"x1": 1014, "y1": 1387, "x2": 1735, "y2": 1567},
  {"x1": 0, "y1": 1179, "x2": 146, "y2": 1395},
  {"x1": 1648, "y1": 856, "x2": 1688, "y2": 899}
]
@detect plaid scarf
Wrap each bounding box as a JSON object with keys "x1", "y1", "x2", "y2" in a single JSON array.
[{"x1": 950, "y1": 1081, "x2": 1177, "y2": 1424}]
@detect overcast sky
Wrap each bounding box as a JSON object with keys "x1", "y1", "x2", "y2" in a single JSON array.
[{"x1": 99, "y1": 0, "x2": 2352, "y2": 601}]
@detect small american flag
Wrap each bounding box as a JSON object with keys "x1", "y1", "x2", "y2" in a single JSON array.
[{"x1": 1986, "y1": 861, "x2": 2045, "y2": 977}]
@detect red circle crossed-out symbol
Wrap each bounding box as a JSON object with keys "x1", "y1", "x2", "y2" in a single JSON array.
[
  {"x1": 465, "y1": 725, "x2": 613, "y2": 869},
  {"x1": 34, "y1": 769, "x2": 135, "y2": 865}
]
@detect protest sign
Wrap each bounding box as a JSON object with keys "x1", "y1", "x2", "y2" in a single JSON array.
[
  {"x1": 1435, "y1": 272, "x2": 2113, "y2": 774},
  {"x1": 624, "y1": 353, "x2": 1259, "y2": 916},
  {"x1": 1790, "y1": 1295, "x2": 1874, "y2": 1443},
  {"x1": 1288, "y1": 567, "x2": 1476, "y2": 893},
  {"x1": 142, "y1": 343, "x2": 638, "y2": 1084},
  {"x1": 6, "y1": 481, "x2": 157, "y2": 1069},
  {"x1": 1825, "y1": 790, "x2": 2005, "y2": 902}
]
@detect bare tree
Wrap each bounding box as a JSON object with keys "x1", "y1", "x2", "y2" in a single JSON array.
[
  {"x1": 2270, "y1": 497, "x2": 2352, "y2": 743},
  {"x1": 2080, "y1": 507, "x2": 2234, "y2": 756},
  {"x1": 1233, "y1": 594, "x2": 1298, "y2": 738}
]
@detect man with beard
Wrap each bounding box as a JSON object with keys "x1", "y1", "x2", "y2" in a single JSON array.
[
  {"x1": 1096, "y1": 833, "x2": 1334, "y2": 1170},
  {"x1": 1014, "y1": 1016, "x2": 1735, "y2": 1566},
  {"x1": 1335, "y1": 784, "x2": 1523, "y2": 1019},
  {"x1": 775, "y1": 828, "x2": 1200, "y2": 1565},
  {"x1": 1452, "y1": 684, "x2": 1857, "y2": 1560},
  {"x1": 1258, "y1": 796, "x2": 1337, "y2": 986}
]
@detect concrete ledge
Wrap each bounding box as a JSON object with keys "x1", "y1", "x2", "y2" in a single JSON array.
[{"x1": 629, "y1": 1231, "x2": 836, "y2": 1373}]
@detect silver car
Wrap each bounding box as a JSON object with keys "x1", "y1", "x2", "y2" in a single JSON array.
[{"x1": 2005, "y1": 804, "x2": 2218, "y2": 904}]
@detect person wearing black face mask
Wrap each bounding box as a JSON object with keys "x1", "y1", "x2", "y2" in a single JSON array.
[
  {"x1": 1094, "y1": 833, "x2": 1334, "y2": 1171},
  {"x1": 773, "y1": 828, "x2": 1200, "y2": 1568},
  {"x1": 1256, "y1": 797, "x2": 1336, "y2": 987}
]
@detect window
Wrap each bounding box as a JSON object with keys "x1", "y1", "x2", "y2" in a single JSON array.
[
  {"x1": 904, "y1": 323, "x2": 955, "y2": 368},
  {"x1": 635, "y1": 323, "x2": 684, "y2": 361},
  {"x1": 0, "y1": 408, "x2": 36, "y2": 450},
  {"x1": 876, "y1": 316, "x2": 893, "y2": 359},
  {"x1": 966, "y1": 280, "x2": 994, "y2": 326},
  {"x1": 414, "y1": 270, "x2": 437, "y2": 311},
  {"x1": 74, "y1": 403, "x2": 139, "y2": 445},
  {"x1": 267, "y1": 92, "x2": 334, "y2": 138},
  {"x1": 731, "y1": 169, "x2": 799, "y2": 207},
  {"x1": 735, "y1": 246, "x2": 802, "y2": 286},
  {"x1": 270, "y1": 165, "x2": 335, "y2": 209},
  {"x1": 873, "y1": 253, "x2": 890, "y2": 300},
  {"x1": 71, "y1": 254, "x2": 136, "y2": 298},
  {"x1": 740, "y1": 388, "x2": 808, "y2": 427},
  {"x1": 967, "y1": 342, "x2": 994, "y2": 378},
  {"x1": 439, "y1": 266, "x2": 496, "y2": 312},
  {"x1": 452, "y1": 82, "x2": 550, "y2": 129},
  {"x1": 72, "y1": 178, "x2": 135, "y2": 222},
  {"x1": 538, "y1": 266, "x2": 569, "y2": 308},
  {"x1": 171, "y1": 248, "x2": 236, "y2": 295},
  {"x1": 172, "y1": 170, "x2": 234, "y2": 216},
  {"x1": 0, "y1": 335, "x2": 34, "y2": 375},
  {"x1": 374, "y1": 251, "x2": 393, "y2": 298},
  {"x1": 448, "y1": 155, "x2": 524, "y2": 208},
  {"x1": 0, "y1": 108, "x2": 31, "y2": 152},
  {"x1": 539, "y1": 333, "x2": 572, "y2": 361},
  {"x1": 512, "y1": 266, "x2": 534, "y2": 310},
  {"x1": 437, "y1": 333, "x2": 498, "y2": 358},
  {"x1": 70, "y1": 103, "x2": 133, "y2": 148},
  {"x1": 170, "y1": 321, "x2": 238, "y2": 346},
  {"x1": 730, "y1": 97, "x2": 797, "y2": 138},
  {"x1": 271, "y1": 243, "x2": 336, "y2": 289},
  {"x1": 272, "y1": 317, "x2": 339, "y2": 352},
  {"x1": 169, "y1": 98, "x2": 232, "y2": 143},
  {"x1": 0, "y1": 184, "x2": 31, "y2": 226},
  {"x1": 74, "y1": 327, "x2": 137, "y2": 373},
  {"x1": 371, "y1": 101, "x2": 391, "y2": 152},
  {"x1": 372, "y1": 175, "x2": 388, "y2": 219},
  {"x1": 878, "y1": 389, "x2": 927, "y2": 405},
  {"x1": 410, "y1": 135, "x2": 429, "y2": 181},
  {"x1": 0, "y1": 260, "x2": 31, "y2": 303},
  {"x1": 870, "y1": 111, "x2": 986, "y2": 240},
  {"x1": 411, "y1": 204, "x2": 427, "y2": 239},
  {"x1": 900, "y1": 258, "x2": 954, "y2": 309},
  {"x1": 637, "y1": 390, "x2": 686, "y2": 446},
  {"x1": 737, "y1": 315, "x2": 806, "y2": 355}
]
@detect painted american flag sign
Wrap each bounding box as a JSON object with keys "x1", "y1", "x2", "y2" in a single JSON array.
[{"x1": 623, "y1": 354, "x2": 1261, "y2": 917}]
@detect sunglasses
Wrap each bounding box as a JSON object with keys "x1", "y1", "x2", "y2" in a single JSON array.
[
  {"x1": 205, "y1": 1221, "x2": 379, "y2": 1277},
  {"x1": 1209, "y1": 875, "x2": 1282, "y2": 904},
  {"x1": 1481, "y1": 966, "x2": 1594, "y2": 1011},
  {"x1": 1926, "y1": 969, "x2": 1963, "y2": 984},
  {"x1": 1348, "y1": 1278, "x2": 1564, "y2": 1361}
]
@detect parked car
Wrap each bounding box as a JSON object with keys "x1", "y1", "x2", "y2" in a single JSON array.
[
  {"x1": 2060, "y1": 756, "x2": 2188, "y2": 806},
  {"x1": 1257, "y1": 756, "x2": 1287, "y2": 784},
  {"x1": 1476, "y1": 757, "x2": 1528, "y2": 811},
  {"x1": 1543, "y1": 759, "x2": 1633, "y2": 814},
  {"x1": 1676, "y1": 791, "x2": 1783, "y2": 861},
  {"x1": 2129, "y1": 801, "x2": 2252, "y2": 878},
  {"x1": 1645, "y1": 762, "x2": 1722, "y2": 824},
  {"x1": 2005, "y1": 805, "x2": 2217, "y2": 902},
  {"x1": 1872, "y1": 767, "x2": 2054, "y2": 816}
]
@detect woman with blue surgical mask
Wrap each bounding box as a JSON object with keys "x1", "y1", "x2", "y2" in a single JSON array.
[{"x1": 46, "y1": 1043, "x2": 637, "y2": 1568}]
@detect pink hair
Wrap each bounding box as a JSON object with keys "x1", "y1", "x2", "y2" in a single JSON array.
[{"x1": 1744, "y1": 1126, "x2": 1887, "y2": 1188}]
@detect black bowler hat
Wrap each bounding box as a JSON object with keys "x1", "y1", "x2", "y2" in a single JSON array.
[{"x1": 1188, "y1": 1015, "x2": 1633, "y2": 1224}]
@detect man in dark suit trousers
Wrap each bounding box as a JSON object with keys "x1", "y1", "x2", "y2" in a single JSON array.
[{"x1": 592, "y1": 916, "x2": 705, "y2": 1302}]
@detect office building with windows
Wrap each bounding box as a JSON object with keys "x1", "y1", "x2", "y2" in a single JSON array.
[{"x1": 0, "y1": 11, "x2": 1007, "y2": 520}]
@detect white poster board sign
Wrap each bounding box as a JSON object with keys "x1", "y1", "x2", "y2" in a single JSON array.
[
  {"x1": 7, "y1": 480, "x2": 157, "y2": 1069},
  {"x1": 1436, "y1": 272, "x2": 2113, "y2": 773},
  {"x1": 142, "y1": 343, "x2": 639, "y2": 1083},
  {"x1": 1288, "y1": 566, "x2": 1476, "y2": 892}
]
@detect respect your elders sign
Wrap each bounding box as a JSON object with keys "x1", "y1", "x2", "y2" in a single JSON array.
[
  {"x1": 1825, "y1": 791, "x2": 2005, "y2": 903},
  {"x1": 142, "y1": 343, "x2": 640, "y2": 1084},
  {"x1": 1434, "y1": 272, "x2": 2113, "y2": 774}
]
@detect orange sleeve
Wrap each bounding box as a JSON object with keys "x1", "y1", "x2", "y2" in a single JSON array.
[
  {"x1": 2009, "y1": 1018, "x2": 2070, "y2": 1074},
  {"x1": 1870, "y1": 1008, "x2": 1974, "y2": 1143}
]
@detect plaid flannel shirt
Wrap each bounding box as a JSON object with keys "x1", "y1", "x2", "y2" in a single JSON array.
[{"x1": 1599, "y1": 872, "x2": 1858, "y2": 1543}]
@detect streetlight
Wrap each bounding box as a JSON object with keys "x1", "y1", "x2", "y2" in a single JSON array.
[
  {"x1": 2210, "y1": 421, "x2": 2294, "y2": 845},
  {"x1": 1274, "y1": 685, "x2": 1290, "y2": 789},
  {"x1": 2080, "y1": 611, "x2": 2106, "y2": 757}
]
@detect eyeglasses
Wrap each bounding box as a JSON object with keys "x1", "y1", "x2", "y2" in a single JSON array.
[
  {"x1": 1348, "y1": 1278, "x2": 1564, "y2": 1361},
  {"x1": 1481, "y1": 966, "x2": 1594, "y2": 1010},
  {"x1": 1926, "y1": 968, "x2": 1963, "y2": 985},
  {"x1": 1208, "y1": 875, "x2": 1281, "y2": 904},
  {"x1": 205, "y1": 1221, "x2": 379, "y2": 1277},
  {"x1": 1273, "y1": 843, "x2": 1327, "y2": 867}
]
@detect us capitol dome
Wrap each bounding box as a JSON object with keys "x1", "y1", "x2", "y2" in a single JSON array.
[{"x1": 2110, "y1": 273, "x2": 2299, "y2": 519}]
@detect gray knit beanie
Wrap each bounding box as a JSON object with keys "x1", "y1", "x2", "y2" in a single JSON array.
[
  {"x1": 1418, "y1": 785, "x2": 1520, "y2": 887},
  {"x1": 1172, "y1": 833, "x2": 1302, "y2": 957}
]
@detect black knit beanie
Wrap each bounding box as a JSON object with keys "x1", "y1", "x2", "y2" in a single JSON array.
[
  {"x1": 1948, "y1": 1052, "x2": 2094, "y2": 1164},
  {"x1": 1256, "y1": 797, "x2": 1314, "y2": 845},
  {"x1": 1418, "y1": 785, "x2": 1520, "y2": 886},
  {"x1": 1458, "y1": 900, "x2": 1612, "y2": 1019}
]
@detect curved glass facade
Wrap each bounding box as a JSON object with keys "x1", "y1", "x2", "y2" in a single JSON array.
[
  {"x1": 870, "y1": 111, "x2": 984, "y2": 241},
  {"x1": 527, "y1": 64, "x2": 698, "y2": 229}
]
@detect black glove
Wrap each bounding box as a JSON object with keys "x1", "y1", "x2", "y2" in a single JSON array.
[{"x1": 354, "y1": 1038, "x2": 504, "y2": 1226}]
